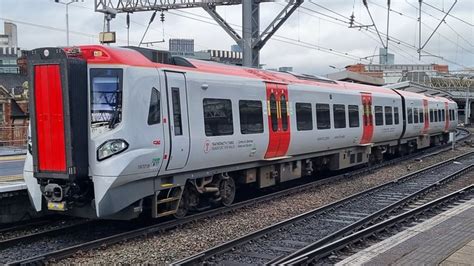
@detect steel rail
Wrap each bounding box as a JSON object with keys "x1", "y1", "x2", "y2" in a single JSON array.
[
  {"x1": 270, "y1": 164, "x2": 474, "y2": 264},
  {"x1": 174, "y1": 151, "x2": 474, "y2": 265},
  {"x1": 284, "y1": 185, "x2": 474, "y2": 265},
  {"x1": 6, "y1": 129, "x2": 471, "y2": 264},
  {"x1": 0, "y1": 220, "x2": 93, "y2": 249}
]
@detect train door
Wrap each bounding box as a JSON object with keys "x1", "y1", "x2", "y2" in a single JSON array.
[
  {"x1": 444, "y1": 102, "x2": 449, "y2": 132},
  {"x1": 360, "y1": 93, "x2": 374, "y2": 144},
  {"x1": 422, "y1": 99, "x2": 429, "y2": 134},
  {"x1": 164, "y1": 72, "x2": 190, "y2": 170},
  {"x1": 265, "y1": 82, "x2": 291, "y2": 159}
]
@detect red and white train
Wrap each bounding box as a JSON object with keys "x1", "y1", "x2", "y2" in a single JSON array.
[{"x1": 24, "y1": 45, "x2": 457, "y2": 219}]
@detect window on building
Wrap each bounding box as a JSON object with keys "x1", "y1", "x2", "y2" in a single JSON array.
[
  {"x1": 348, "y1": 105, "x2": 359, "y2": 128},
  {"x1": 375, "y1": 106, "x2": 384, "y2": 126},
  {"x1": 413, "y1": 108, "x2": 419, "y2": 123},
  {"x1": 333, "y1": 104, "x2": 346, "y2": 128},
  {"x1": 147, "y1": 88, "x2": 160, "y2": 125},
  {"x1": 419, "y1": 109, "x2": 424, "y2": 123},
  {"x1": 407, "y1": 108, "x2": 413, "y2": 124},
  {"x1": 281, "y1": 95, "x2": 288, "y2": 131},
  {"x1": 203, "y1": 98, "x2": 233, "y2": 136},
  {"x1": 385, "y1": 106, "x2": 393, "y2": 125},
  {"x1": 0, "y1": 103, "x2": 3, "y2": 124},
  {"x1": 394, "y1": 107, "x2": 399, "y2": 124},
  {"x1": 239, "y1": 100, "x2": 264, "y2": 134},
  {"x1": 316, "y1": 103, "x2": 331, "y2": 129},
  {"x1": 296, "y1": 103, "x2": 313, "y2": 131}
]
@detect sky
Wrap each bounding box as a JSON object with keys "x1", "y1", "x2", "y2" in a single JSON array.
[{"x1": 0, "y1": 0, "x2": 472, "y2": 75}]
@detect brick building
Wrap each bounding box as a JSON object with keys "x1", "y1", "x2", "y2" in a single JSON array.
[{"x1": 0, "y1": 73, "x2": 28, "y2": 146}]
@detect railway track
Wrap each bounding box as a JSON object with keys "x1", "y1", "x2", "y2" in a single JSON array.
[
  {"x1": 175, "y1": 151, "x2": 474, "y2": 265},
  {"x1": 2, "y1": 129, "x2": 471, "y2": 264},
  {"x1": 281, "y1": 185, "x2": 474, "y2": 265}
]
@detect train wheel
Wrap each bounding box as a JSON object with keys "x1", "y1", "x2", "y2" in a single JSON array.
[{"x1": 219, "y1": 177, "x2": 236, "y2": 206}]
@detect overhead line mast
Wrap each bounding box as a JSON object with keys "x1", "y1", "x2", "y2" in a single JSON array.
[{"x1": 94, "y1": 0, "x2": 303, "y2": 68}]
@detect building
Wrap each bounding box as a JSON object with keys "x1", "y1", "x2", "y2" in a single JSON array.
[
  {"x1": 345, "y1": 63, "x2": 449, "y2": 84},
  {"x1": 0, "y1": 22, "x2": 21, "y2": 74},
  {"x1": 0, "y1": 73, "x2": 28, "y2": 147},
  {"x1": 169, "y1": 39, "x2": 195, "y2": 57},
  {"x1": 206, "y1": 49, "x2": 243, "y2": 65},
  {"x1": 231, "y1": 44, "x2": 242, "y2": 53},
  {"x1": 326, "y1": 70, "x2": 385, "y2": 86},
  {"x1": 378, "y1": 48, "x2": 394, "y2": 65},
  {"x1": 278, "y1": 67, "x2": 293, "y2": 72}
]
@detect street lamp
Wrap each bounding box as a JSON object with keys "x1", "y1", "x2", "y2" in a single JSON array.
[{"x1": 55, "y1": 0, "x2": 83, "y2": 46}]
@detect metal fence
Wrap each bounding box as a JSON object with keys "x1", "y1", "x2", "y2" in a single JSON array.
[{"x1": 0, "y1": 126, "x2": 28, "y2": 147}]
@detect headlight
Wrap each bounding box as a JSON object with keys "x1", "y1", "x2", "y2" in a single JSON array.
[{"x1": 97, "y1": 139, "x2": 128, "y2": 161}]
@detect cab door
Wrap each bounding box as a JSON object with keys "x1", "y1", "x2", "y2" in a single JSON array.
[
  {"x1": 164, "y1": 72, "x2": 190, "y2": 170},
  {"x1": 265, "y1": 82, "x2": 291, "y2": 159}
]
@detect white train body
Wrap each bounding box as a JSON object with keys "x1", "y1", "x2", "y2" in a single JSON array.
[{"x1": 24, "y1": 46, "x2": 457, "y2": 219}]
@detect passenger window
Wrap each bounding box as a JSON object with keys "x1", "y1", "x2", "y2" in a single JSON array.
[
  {"x1": 147, "y1": 87, "x2": 160, "y2": 125},
  {"x1": 281, "y1": 95, "x2": 288, "y2": 131},
  {"x1": 270, "y1": 94, "x2": 278, "y2": 132},
  {"x1": 203, "y1": 98, "x2": 233, "y2": 136},
  {"x1": 419, "y1": 109, "x2": 424, "y2": 123},
  {"x1": 316, "y1": 103, "x2": 331, "y2": 129},
  {"x1": 333, "y1": 104, "x2": 346, "y2": 128},
  {"x1": 413, "y1": 108, "x2": 419, "y2": 123},
  {"x1": 394, "y1": 107, "x2": 400, "y2": 125},
  {"x1": 430, "y1": 109, "x2": 434, "y2": 122},
  {"x1": 348, "y1": 105, "x2": 359, "y2": 128},
  {"x1": 434, "y1": 110, "x2": 438, "y2": 122},
  {"x1": 407, "y1": 108, "x2": 413, "y2": 124},
  {"x1": 438, "y1": 109, "x2": 442, "y2": 122},
  {"x1": 385, "y1": 106, "x2": 393, "y2": 125},
  {"x1": 375, "y1": 106, "x2": 383, "y2": 126},
  {"x1": 449, "y1": 109, "x2": 452, "y2": 121},
  {"x1": 296, "y1": 102, "x2": 313, "y2": 131},
  {"x1": 171, "y1": 88, "x2": 182, "y2": 135},
  {"x1": 239, "y1": 100, "x2": 264, "y2": 134},
  {"x1": 442, "y1": 109, "x2": 445, "y2": 121}
]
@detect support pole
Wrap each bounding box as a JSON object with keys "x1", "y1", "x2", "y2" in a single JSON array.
[
  {"x1": 418, "y1": 0, "x2": 422, "y2": 60},
  {"x1": 385, "y1": 0, "x2": 390, "y2": 64},
  {"x1": 242, "y1": 0, "x2": 259, "y2": 68}
]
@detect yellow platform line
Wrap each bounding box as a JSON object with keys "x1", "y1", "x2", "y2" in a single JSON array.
[
  {"x1": 0, "y1": 175, "x2": 24, "y2": 182},
  {"x1": 0, "y1": 155, "x2": 26, "y2": 161}
]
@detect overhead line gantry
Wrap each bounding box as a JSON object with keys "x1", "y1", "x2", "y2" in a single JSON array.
[{"x1": 94, "y1": 0, "x2": 304, "y2": 68}]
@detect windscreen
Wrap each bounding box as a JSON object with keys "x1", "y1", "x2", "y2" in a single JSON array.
[{"x1": 90, "y1": 68, "x2": 123, "y2": 128}]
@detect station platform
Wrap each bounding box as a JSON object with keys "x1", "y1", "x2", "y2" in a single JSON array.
[
  {"x1": 337, "y1": 198, "x2": 474, "y2": 265},
  {"x1": 0, "y1": 154, "x2": 26, "y2": 193}
]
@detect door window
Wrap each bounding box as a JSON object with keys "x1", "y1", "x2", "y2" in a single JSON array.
[
  {"x1": 280, "y1": 95, "x2": 288, "y2": 131},
  {"x1": 270, "y1": 94, "x2": 278, "y2": 132},
  {"x1": 171, "y1": 88, "x2": 182, "y2": 135}
]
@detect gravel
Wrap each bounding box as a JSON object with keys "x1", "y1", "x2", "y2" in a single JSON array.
[
  {"x1": 60, "y1": 143, "x2": 473, "y2": 264},
  {"x1": 0, "y1": 218, "x2": 84, "y2": 242}
]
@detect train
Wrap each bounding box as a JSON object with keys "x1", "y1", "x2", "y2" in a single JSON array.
[{"x1": 24, "y1": 45, "x2": 457, "y2": 220}]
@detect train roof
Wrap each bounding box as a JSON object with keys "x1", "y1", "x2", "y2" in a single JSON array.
[{"x1": 69, "y1": 45, "x2": 407, "y2": 96}]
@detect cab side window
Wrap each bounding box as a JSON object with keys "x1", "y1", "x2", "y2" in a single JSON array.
[{"x1": 147, "y1": 87, "x2": 160, "y2": 125}]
